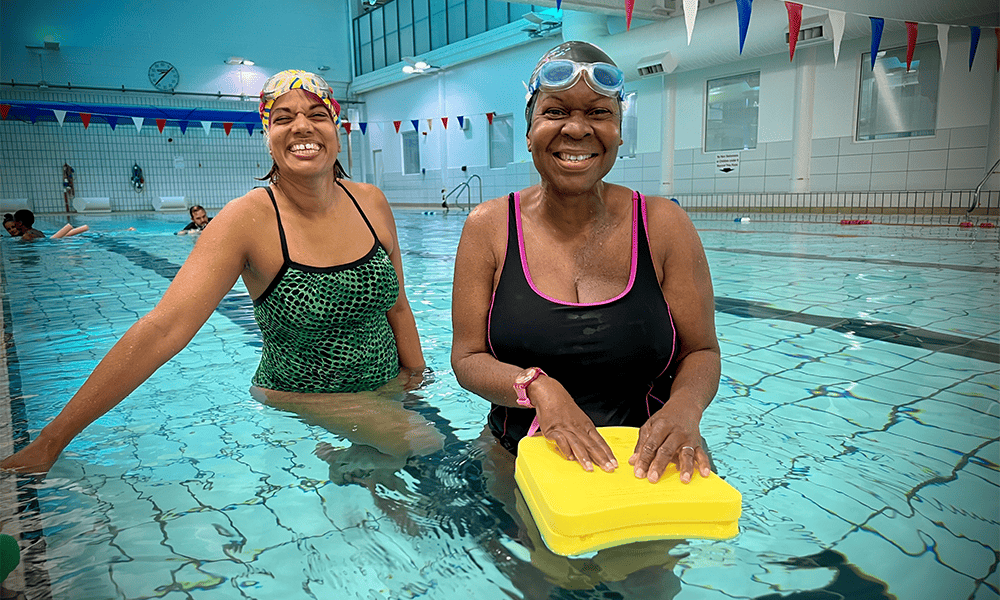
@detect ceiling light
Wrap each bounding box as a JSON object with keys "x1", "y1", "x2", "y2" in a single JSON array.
[
  {"x1": 414, "y1": 60, "x2": 429, "y2": 70},
  {"x1": 402, "y1": 65, "x2": 416, "y2": 74},
  {"x1": 225, "y1": 56, "x2": 254, "y2": 65}
]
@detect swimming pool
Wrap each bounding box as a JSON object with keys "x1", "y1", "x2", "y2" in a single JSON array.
[{"x1": 1, "y1": 210, "x2": 997, "y2": 600}]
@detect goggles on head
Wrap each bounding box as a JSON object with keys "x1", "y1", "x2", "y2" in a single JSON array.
[
  {"x1": 259, "y1": 70, "x2": 341, "y2": 131},
  {"x1": 527, "y1": 59, "x2": 625, "y2": 101}
]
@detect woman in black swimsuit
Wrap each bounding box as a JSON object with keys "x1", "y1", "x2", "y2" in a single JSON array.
[{"x1": 451, "y1": 41, "x2": 720, "y2": 485}]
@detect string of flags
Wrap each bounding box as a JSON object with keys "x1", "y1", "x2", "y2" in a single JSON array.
[{"x1": 0, "y1": 101, "x2": 502, "y2": 137}]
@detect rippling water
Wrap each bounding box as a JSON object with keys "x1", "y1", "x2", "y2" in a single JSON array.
[{"x1": 1, "y1": 211, "x2": 997, "y2": 600}]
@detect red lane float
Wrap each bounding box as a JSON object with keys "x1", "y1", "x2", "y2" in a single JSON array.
[{"x1": 840, "y1": 219, "x2": 872, "y2": 225}]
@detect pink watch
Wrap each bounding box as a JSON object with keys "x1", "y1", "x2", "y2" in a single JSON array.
[{"x1": 514, "y1": 367, "x2": 546, "y2": 407}]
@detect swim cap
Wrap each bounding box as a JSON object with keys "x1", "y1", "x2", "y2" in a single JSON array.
[
  {"x1": 259, "y1": 70, "x2": 341, "y2": 131},
  {"x1": 525, "y1": 41, "x2": 623, "y2": 128}
]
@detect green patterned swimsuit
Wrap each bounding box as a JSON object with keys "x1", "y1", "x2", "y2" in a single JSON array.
[{"x1": 252, "y1": 183, "x2": 400, "y2": 393}]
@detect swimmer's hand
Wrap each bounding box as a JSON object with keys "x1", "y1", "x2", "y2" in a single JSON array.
[
  {"x1": 629, "y1": 402, "x2": 710, "y2": 484},
  {"x1": 531, "y1": 376, "x2": 618, "y2": 474},
  {"x1": 0, "y1": 435, "x2": 62, "y2": 475}
]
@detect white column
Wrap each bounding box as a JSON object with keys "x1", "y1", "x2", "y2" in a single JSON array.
[
  {"x1": 790, "y1": 47, "x2": 817, "y2": 193},
  {"x1": 984, "y1": 63, "x2": 1000, "y2": 191},
  {"x1": 438, "y1": 73, "x2": 449, "y2": 198},
  {"x1": 660, "y1": 76, "x2": 676, "y2": 197}
]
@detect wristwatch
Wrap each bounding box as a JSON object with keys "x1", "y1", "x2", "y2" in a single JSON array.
[{"x1": 514, "y1": 367, "x2": 546, "y2": 407}]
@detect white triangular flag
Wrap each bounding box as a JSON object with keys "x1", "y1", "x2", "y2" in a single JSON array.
[
  {"x1": 202, "y1": 121, "x2": 212, "y2": 135},
  {"x1": 132, "y1": 116, "x2": 144, "y2": 133},
  {"x1": 829, "y1": 9, "x2": 845, "y2": 67},
  {"x1": 937, "y1": 24, "x2": 949, "y2": 71},
  {"x1": 53, "y1": 110, "x2": 66, "y2": 126},
  {"x1": 683, "y1": 0, "x2": 698, "y2": 45}
]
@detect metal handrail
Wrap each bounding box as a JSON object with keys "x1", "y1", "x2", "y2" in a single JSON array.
[
  {"x1": 967, "y1": 157, "x2": 1000, "y2": 214},
  {"x1": 444, "y1": 174, "x2": 483, "y2": 210}
]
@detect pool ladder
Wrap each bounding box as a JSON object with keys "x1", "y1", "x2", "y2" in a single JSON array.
[
  {"x1": 967, "y1": 157, "x2": 1000, "y2": 214},
  {"x1": 444, "y1": 174, "x2": 483, "y2": 211}
]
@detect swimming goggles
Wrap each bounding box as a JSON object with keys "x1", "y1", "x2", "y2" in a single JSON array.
[
  {"x1": 527, "y1": 60, "x2": 625, "y2": 101},
  {"x1": 259, "y1": 69, "x2": 341, "y2": 131}
]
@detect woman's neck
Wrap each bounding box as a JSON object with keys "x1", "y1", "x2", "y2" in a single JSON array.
[{"x1": 273, "y1": 174, "x2": 340, "y2": 215}]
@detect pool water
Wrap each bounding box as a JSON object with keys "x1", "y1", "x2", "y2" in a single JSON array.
[{"x1": 1, "y1": 210, "x2": 997, "y2": 600}]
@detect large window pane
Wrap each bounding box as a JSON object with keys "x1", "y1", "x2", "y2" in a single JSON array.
[
  {"x1": 448, "y1": 0, "x2": 466, "y2": 43},
  {"x1": 386, "y1": 31, "x2": 400, "y2": 65},
  {"x1": 487, "y1": 0, "x2": 508, "y2": 29},
  {"x1": 399, "y1": 0, "x2": 413, "y2": 27},
  {"x1": 430, "y1": 0, "x2": 447, "y2": 49},
  {"x1": 857, "y1": 42, "x2": 939, "y2": 141},
  {"x1": 705, "y1": 72, "x2": 759, "y2": 152},
  {"x1": 489, "y1": 114, "x2": 513, "y2": 168},
  {"x1": 402, "y1": 131, "x2": 422, "y2": 175},
  {"x1": 467, "y1": 0, "x2": 486, "y2": 36},
  {"x1": 400, "y1": 24, "x2": 414, "y2": 58},
  {"x1": 619, "y1": 92, "x2": 637, "y2": 158}
]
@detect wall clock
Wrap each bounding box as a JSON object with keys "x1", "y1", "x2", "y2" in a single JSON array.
[{"x1": 148, "y1": 61, "x2": 179, "y2": 91}]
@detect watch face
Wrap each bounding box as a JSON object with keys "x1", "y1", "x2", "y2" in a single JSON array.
[{"x1": 148, "y1": 61, "x2": 179, "y2": 91}]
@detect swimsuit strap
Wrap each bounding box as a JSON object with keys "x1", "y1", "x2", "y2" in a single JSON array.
[
  {"x1": 264, "y1": 186, "x2": 291, "y2": 264},
  {"x1": 336, "y1": 179, "x2": 381, "y2": 248}
]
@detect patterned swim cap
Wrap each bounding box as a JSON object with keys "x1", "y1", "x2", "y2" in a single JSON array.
[{"x1": 259, "y1": 70, "x2": 341, "y2": 131}]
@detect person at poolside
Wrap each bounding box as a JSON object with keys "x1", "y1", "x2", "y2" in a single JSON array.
[
  {"x1": 176, "y1": 205, "x2": 212, "y2": 235},
  {"x1": 1, "y1": 69, "x2": 438, "y2": 475},
  {"x1": 451, "y1": 41, "x2": 720, "y2": 486}
]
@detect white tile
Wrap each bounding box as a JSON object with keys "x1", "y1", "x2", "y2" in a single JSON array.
[
  {"x1": 839, "y1": 154, "x2": 873, "y2": 174},
  {"x1": 837, "y1": 173, "x2": 871, "y2": 191},
  {"x1": 908, "y1": 149, "x2": 949, "y2": 171},
  {"x1": 949, "y1": 125, "x2": 988, "y2": 149},
  {"x1": 811, "y1": 137, "x2": 840, "y2": 157},
  {"x1": 811, "y1": 156, "x2": 839, "y2": 175},
  {"x1": 872, "y1": 152, "x2": 909, "y2": 172},
  {"x1": 906, "y1": 169, "x2": 947, "y2": 190},
  {"x1": 948, "y1": 147, "x2": 988, "y2": 170}
]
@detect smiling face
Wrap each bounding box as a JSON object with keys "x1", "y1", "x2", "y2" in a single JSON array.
[
  {"x1": 265, "y1": 89, "x2": 341, "y2": 181},
  {"x1": 4, "y1": 221, "x2": 23, "y2": 237},
  {"x1": 527, "y1": 80, "x2": 622, "y2": 196}
]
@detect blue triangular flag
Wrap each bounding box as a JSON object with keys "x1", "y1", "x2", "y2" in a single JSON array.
[
  {"x1": 411, "y1": 119, "x2": 420, "y2": 132},
  {"x1": 457, "y1": 115, "x2": 465, "y2": 129},
  {"x1": 870, "y1": 17, "x2": 884, "y2": 70},
  {"x1": 360, "y1": 122, "x2": 368, "y2": 135},
  {"x1": 245, "y1": 123, "x2": 255, "y2": 136},
  {"x1": 106, "y1": 115, "x2": 118, "y2": 130},
  {"x1": 179, "y1": 121, "x2": 189, "y2": 134},
  {"x1": 969, "y1": 26, "x2": 981, "y2": 71},
  {"x1": 736, "y1": 0, "x2": 753, "y2": 54}
]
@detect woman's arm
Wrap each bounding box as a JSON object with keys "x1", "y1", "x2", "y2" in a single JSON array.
[
  {"x1": 630, "y1": 199, "x2": 721, "y2": 484},
  {"x1": 0, "y1": 198, "x2": 254, "y2": 474},
  {"x1": 451, "y1": 200, "x2": 617, "y2": 472}
]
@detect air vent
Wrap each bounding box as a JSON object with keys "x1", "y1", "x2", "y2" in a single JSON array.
[
  {"x1": 638, "y1": 63, "x2": 664, "y2": 77},
  {"x1": 785, "y1": 17, "x2": 833, "y2": 48}
]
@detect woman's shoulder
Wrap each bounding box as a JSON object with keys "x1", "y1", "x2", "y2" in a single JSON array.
[
  {"x1": 338, "y1": 179, "x2": 388, "y2": 206},
  {"x1": 464, "y1": 193, "x2": 513, "y2": 232},
  {"x1": 639, "y1": 192, "x2": 693, "y2": 230},
  {"x1": 205, "y1": 187, "x2": 275, "y2": 229}
]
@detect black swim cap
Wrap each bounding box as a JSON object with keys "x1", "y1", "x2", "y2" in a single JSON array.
[{"x1": 525, "y1": 41, "x2": 622, "y2": 130}]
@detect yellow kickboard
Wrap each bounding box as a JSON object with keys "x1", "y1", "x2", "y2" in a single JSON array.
[{"x1": 514, "y1": 426, "x2": 742, "y2": 556}]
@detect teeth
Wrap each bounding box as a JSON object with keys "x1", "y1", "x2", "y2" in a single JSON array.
[
  {"x1": 560, "y1": 153, "x2": 592, "y2": 162},
  {"x1": 290, "y1": 143, "x2": 320, "y2": 152}
]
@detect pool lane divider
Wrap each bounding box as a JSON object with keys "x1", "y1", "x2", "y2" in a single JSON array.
[{"x1": 0, "y1": 246, "x2": 55, "y2": 599}]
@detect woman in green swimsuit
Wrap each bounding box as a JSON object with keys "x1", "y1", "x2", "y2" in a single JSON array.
[{"x1": 1, "y1": 70, "x2": 440, "y2": 475}]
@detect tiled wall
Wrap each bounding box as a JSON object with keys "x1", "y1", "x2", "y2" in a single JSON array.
[{"x1": 0, "y1": 89, "x2": 268, "y2": 214}]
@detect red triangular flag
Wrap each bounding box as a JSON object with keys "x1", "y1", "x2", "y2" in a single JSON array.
[
  {"x1": 393, "y1": 120, "x2": 401, "y2": 133},
  {"x1": 1, "y1": 105, "x2": 10, "y2": 120},
  {"x1": 625, "y1": 0, "x2": 634, "y2": 31},
  {"x1": 223, "y1": 122, "x2": 233, "y2": 136},
  {"x1": 156, "y1": 118, "x2": 166, "y2": 133},
  {"x1": 486, "y1": 112, "x2": 494, "y2": 125},
  {"x1": 786, "y1": 2, "x2": 802, "y2": 61},
  {"x1": 343, "y1": 122, "x2": 351, "y2": 134},
  {"x1": 80, "y1": 113, "x2": 92, "y2": 128},
  {"x1": 441, "y1": 117, "x2": 448, "y2": 129},
  {"x1": 905, "y1": 22, "x2": 918, "y2": 70}
]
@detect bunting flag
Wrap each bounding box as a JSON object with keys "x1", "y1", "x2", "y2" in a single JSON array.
[
  {"x1": 625, "y1": 0, "x2": 634, "y2": 31},
  {"x1": 360, "y1": 122, "x2": 368, "y2": 135},
  {"x1": 80, "y1": 113, "x2": 91, "y2": 129},
  {"x1": 427, "y1": 118, "x2": 433, "y2": 131},
  {"x1": 785, "y1": 2, "x2": 802, "y2": 61},
  {"x1": 393, "y1": 120, "x2": 401, "y2": 133},
  {"x1": 375, "y1": 121, "x2": 385, "y2": 133},
  {"x1": 245, "y1": 123, "x2": 255, "y2": 136},
  {"x1": 156, "y1": 118, "x2": 166, "y2": 133},
  {"x1": 106, "y1": 115, "x2": 117, "y2": 130},
  {"x1": 343, "y1": 121, "x2": 352, "y2": 134},
  {"x1": 54, "y1": 110, "x2": 66, "y2": 126},
  {"x1": 202, "y1": 121, "x2": 212, "y2": 135},
  {"x1": 969, "y1": 26, "x2": 980, "y2": 71},
  {"x1": 132, "y1": 116, "x2": 144, "y2": 132},
  {"x1": 28, "y1": 109, "x2": 39, "y2": 124},
  {"x1": 736, "y1": 0, "x2": 753, "y2": 54},
  {"x1": 683, "y1": 0, "x2": 698, "y2": 44},
  {"x1": 179, "y1": 121, "x2": 189, "y2": 134},
  {"x1": 556, "y1": 0, "x2": 561, "y2": 9},
  {"x1": 0, "y1": 104, "x2": 9, "y2": 120},
  {"x1": 937, "y1": 24, "x2": 950, "y2": 71},
  {"x1": 411, "y1": 119, "x2": 420, "y2": 132},
  {"x1": 905, "y1": 22, "x2": 918, "y2": 70},
  {"x1": 223, "y1": 122, "x2": 233, "y2": 136},
  {"x1": 829, "y1": 9, "x2": 846, "y2": 66},
  {"x1": 486, "y1": 112, "x2": 495, "y2": 125},
  {"x1": 870, "y1": 17, "x2": 884, "y2": 70},
  {"x1": 441, "y1": 117, "x2": 448, "y2": 129},
  {"x1": 457, "y1": 115, "x2": 465, "y2": 129}
]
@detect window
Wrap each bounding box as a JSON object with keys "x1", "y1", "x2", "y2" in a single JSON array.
[
  {"x1": 489, "y1": 114, "x2": 513, "y2": 168},
  {"x1": 402, "y1": 130, "x2": 421, "y2": 175},
  {"x1": 857, "y1": 42, "x2": 939, "y2": 141},
  {"x1": 704, "y1": 72, "x2": 759, "y2": 153},
  {"x1": 619, "y1": 92, "x2": 637, "y2": 159}
]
